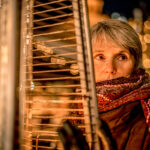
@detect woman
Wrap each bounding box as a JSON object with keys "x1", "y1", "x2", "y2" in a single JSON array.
[
  {"x1": 58, "y1": 19, "x2": 150, "y2": 150},
  {"x1": 91, "y1": 19, "x2": 150, "y2": 149}
]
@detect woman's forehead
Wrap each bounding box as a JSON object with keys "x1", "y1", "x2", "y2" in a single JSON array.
[
  {"x1": 92, "y1": 36, "x2": 131, "y2": 54},
  {"x1": 93, "y1": 35, "x2": 118, "y2": 48},
  {"x1": 92, "y1": 33, "x2": 114, "y2": 45}
]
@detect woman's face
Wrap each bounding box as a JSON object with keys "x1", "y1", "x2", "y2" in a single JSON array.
[{"x1": 93, "y1": 38, "x2": 135, "y2": 82}]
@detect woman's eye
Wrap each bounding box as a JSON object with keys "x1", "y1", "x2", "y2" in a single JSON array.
[
  {"x1": 95, "y1": 55, "x2": 105, "y2": 60},
  {"x1": 118, "y1": 55, "x2": 128, "y2": 61}
]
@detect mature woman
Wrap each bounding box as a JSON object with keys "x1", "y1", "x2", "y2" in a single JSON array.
[
  {"x1": 91, "y1": 19, "x2": 150, "y2": 149},
  {"x1": 58, "y1": 19, "x2": 150, "y2": 150}
]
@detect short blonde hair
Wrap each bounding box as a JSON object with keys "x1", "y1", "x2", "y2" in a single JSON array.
[{"x1": 91, "y1": 19, "x2": 143, "y2": 70}]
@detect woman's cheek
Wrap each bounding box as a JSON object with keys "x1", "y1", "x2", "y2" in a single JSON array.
[
  {"x1": 117, "y1": 61, "x2": 134, "y2": 77},
  {"x1": 94, "y1": 61, "x2": 105, "y2": 77},
  {"x1": 94, "y1": 60, "x2": 102, "y2": 72}
]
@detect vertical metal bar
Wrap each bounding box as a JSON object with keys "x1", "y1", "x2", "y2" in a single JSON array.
[
  {"x1": 81, "y1": 0, "x2": 101, "y2": 149},
  {"x1": 0, "y1": 0, "x2": 22, "y2": 150},
  {"x1": 72, "y1": 0, "x2": 93, "y2": 147},
  {"x1": 27, "y1": 0, "x2": 34, "y2": 149},
  {"x1": 72, "y1": 0, "x2": 101, "y2": 149},
  {"x1": 20, "y1": 0, "x2": 34, "y2": 149},
  {"x1": 19, "y1": 0, "x2": 30, "y2": 150},
  {"x1": 0, "y1": 2, "x2": 9, "y2": 149}
]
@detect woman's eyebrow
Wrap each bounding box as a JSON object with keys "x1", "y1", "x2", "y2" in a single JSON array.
[
  {"x1": 119, "y1": 50, "x2": 130, "y2": 54},
  {"x1": 93, "y1": 49, "x2": 104, "y2": 52}
]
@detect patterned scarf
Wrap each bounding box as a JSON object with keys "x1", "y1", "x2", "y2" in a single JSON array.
[{"x1": 96, "y1": 68, "x2": 150, "y2": 129}]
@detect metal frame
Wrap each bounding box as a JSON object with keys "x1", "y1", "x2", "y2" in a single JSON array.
[{"x1": 19, "y1": 0, "x2": 100, "y2": 149}]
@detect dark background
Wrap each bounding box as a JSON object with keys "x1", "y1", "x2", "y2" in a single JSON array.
[{"x1": 102, "y1": 0, "x2": 150, "y2": 20}]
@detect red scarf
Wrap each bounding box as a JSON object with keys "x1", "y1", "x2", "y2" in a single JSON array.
[{"x1": 96, "y1": 68, "x2": 150, "y2": 129}]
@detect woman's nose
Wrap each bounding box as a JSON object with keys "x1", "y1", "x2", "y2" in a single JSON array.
[{"x1": 105, "y1": 60, "x2": 116, "y2": 74}]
